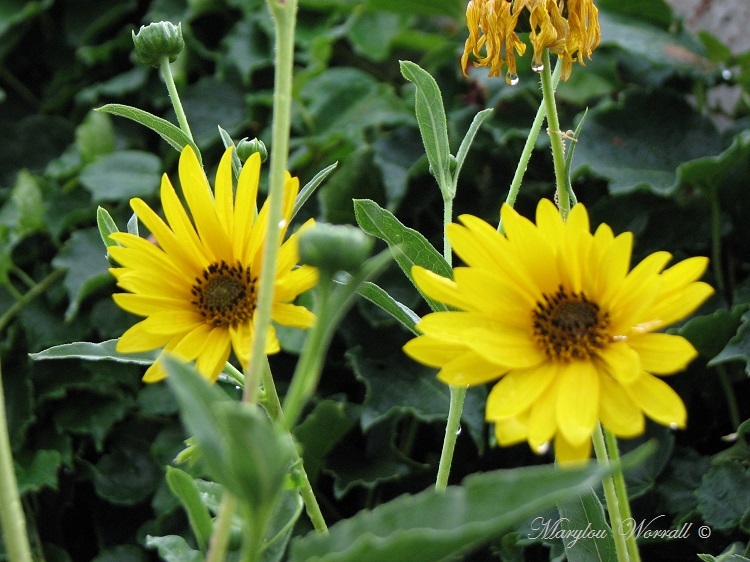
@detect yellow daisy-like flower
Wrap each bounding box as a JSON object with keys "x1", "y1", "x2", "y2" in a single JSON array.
[
  {"x1": 461, "y1": 0, "x2": 601, "y2": 83},
  {"x1": 403, "y1": 199, "x2": 713, "y2": 463},
  {"x1": 109, "y1": 145, "x2": 318, "y2": 382}
]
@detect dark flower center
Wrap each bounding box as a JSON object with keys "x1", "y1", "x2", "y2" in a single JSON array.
[
  {"x1": 192, "y1": 261, "x2": 256, "y2": 327},
  {"x1": 532, "y1": 285, "x2": 610, "y2": 361}
]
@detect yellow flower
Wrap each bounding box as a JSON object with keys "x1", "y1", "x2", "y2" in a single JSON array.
[
  {"x1": 109, "y1": 146, "x2": 318, "y2": 382},
  {"x1": 461, "y1": 0, "x2": 601, "y2": 83},
  {"x1": 403, "y1": 200, "x2": 713, "y2": 463}
]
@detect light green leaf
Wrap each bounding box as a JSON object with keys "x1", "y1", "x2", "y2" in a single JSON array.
[
  {"x1": 145, "y1": 536, "x2": 202, "y2": 562},
  {"x1": 51, "y1": 228, "x2": 114, "y2": 320},
  {"x1": 289, "y1": 462, "x2": 613, "y2": 562},
  {"x1": 96, "y1": 104, "x2": 201, "y2": 162},
  {"x1": 365, "y1": 0, "x2": 463, "y2": 17},
  {"x1": 218, "y1": 126, "x2": 243, "y2": 180},
  {"x1": 29, "y1": 339, "x2": 157, "y2": 365},
  {"x1": 165, "y1": 466, "x2": 213, "y2": 553},
  {"x1": 356, "y1": 281, "x2": 419, "y2": 335},
  {"x1": 96, "y1": 206, "x2": 119, "y2": 250},
  {"x1": 293, "y1": 162, "x2": 338, "y2": 221},
  {"x1": 556, "y1": 489, "x2": 615, "y2": 561},
  {"x1": 79, "y1": 151, "x2": 162, "y2": 203},
  {"x1": 453, "y1": 108, "x2": 493, "y2": 187},
  {"x1": 354, "y1": 198, "x2": 451, "y2": 312},
  {"x1": 400, "y1": 60, "x2": 452, "y2": 194}
]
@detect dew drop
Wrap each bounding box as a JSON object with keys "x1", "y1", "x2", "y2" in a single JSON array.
[
  {"x1": 278, "y1": 218, "x2": 288, "y2": 228},
  {"x1": 535, "y1": 442, "x2": 550, "y2": 455},
  {"x1": 505, "y1": 72, "x2": 519, "y2": 86},
  {"x1": 456, "y1": 425, "x2": 462, "y2": 436},
  {"x1": 531, "y1": 61, "x2": 544, "y2": 73},
  {"x1": 668, "y1": 422, "x2": 679, "y2": 430},
  {"x1": 721, "y1": 68, "x2": 732, "y2": 80}
]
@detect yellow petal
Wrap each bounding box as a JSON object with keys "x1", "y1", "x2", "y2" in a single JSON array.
[
  {"x1": 412, "y1": 267, "x2": 472, "y2": 311},
  {"x1": 112, "y1": 293, "x2": 190, "y2": 316},
  {"x1": 597, "y1": 341, "x2": 641, "y2": 384},
  {"x1": 624, "y1": 372, "x2": 687, "y2": 429},
  {"x1": 556, "y1": 361, "x2": 599, "y2": 446},
  {"x1": 272, "y1": 303, "x2": 316, "y2": 328},
  {"x1": 234, "y1": 152, "x2": 260, "y2": 258},
  {"x1": 195, "y1": 327, "x2": 232, "y2": 381},
  {"x1": 599, "y1": 374, "x2": 644, "y2": 437},
  {"x1": 463, "y1": 324, "x2": 546, "y2": 369},
  {"x1": 527, "y1": 379, "x2": 558, "y2": 450},
  {"x1": 494, "y1": 415, "x2": 529, "y2": 446},
  {"x1": 117, "y1": 322, "x2": 172, "y2": 353},
  {"x1": 214, "y1": 147, "x2": 236, "y2": 238},
  {"x1": 628, "y1": 333, "x2": 697, "y2": 374},
  {"x1": 140, "y1": 310, "x2": 205, "y2": 335},
  {"x1": 437, "y1": 351, "x2": 506, "y2": 386},
  {"x1": 403, "y1": 335, "x2": 467, "y2": 368},
  {"x1": 554, "y1": 432, "x2": 592, "y2": 465},
  {"x1": 486, "y1": 363, "x2": 556, "y2": 420},
  {"x1": 229, "y1": 321, "x2": 253, "y2": 368}
]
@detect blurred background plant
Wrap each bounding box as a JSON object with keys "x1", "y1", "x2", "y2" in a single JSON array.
[{"x1": 1, "y1": 0, "x2": 749, "y2": 560}]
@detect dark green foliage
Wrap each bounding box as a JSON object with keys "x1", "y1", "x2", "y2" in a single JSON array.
[{"x1": 2, "y1": 0, "x2": 750, "y2": 561}]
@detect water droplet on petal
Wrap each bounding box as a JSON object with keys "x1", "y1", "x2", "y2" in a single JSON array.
[
  {"x1": 278, "y1": 219, "x2": 288, "y2": 228},
  {"x1": 535, "y1": 442, "x2": 550, "y2": 455},
  {"x1": 505, "y1": 72, "x2": 519, "y2": 86},
  {"x1": 531, "y1": 61, "x2": 544, "y2": 73},
  {"x1": 721, "y1": 68, "x2": 732, "y2": 80}
]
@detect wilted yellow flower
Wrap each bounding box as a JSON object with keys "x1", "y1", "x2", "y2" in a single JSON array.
[
  {"x1": 461, "y1": 0, "x2": 601, "y2": 83},
  {"x1": 109, "y1": 146, "x2": 318, "y2": 382},
  {"x1": 404, "y1": 200, "x2": 712, "y2": 463}
]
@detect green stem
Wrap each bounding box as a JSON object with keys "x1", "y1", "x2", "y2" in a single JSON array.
[
  {"x1": 604, "y1": 428, "x2": 641, "y2": 562},
  {"x1": 282, "y1": 277, "x2": 332, "y2": 431},
  {"x1": 539, "y1": 50, "x2": 570, "y2": 217},
  {"x1": 435, "y1": 385, "x2": 467, "y2": 491},
  {"x1": 0, "y1": 358, "x2": 34, "y2": 562},
  {"x1": 500, "y1": 57, "x2": 563, "y2": 232},
  {"x1": 708, "y1": 189, "x2": 726, "y2": 296},
  {"x1": 206, "y1": 492, "x2": 237, "y2": 562},
  {"x1": 243, "y1": 0, "x2": 298, "y2": 406},
  {"x1": 592, "y1": 423, "x2": 630, "y2": 562},
  {"x1": 160, "y1": 56, "x2": 194, "y2": 142},
  {"x1": 261, "y1": 362, "x2": 328, "y2": 533},
  {"x1": 717, "y1": 365, "x2": 742, "y2": 434},
  {"x1": 443, "y1": 194, "x2": 453, "y2": 267},
  {"x1": 0, "y1": 268, "x2": 66, "y2": 335}
]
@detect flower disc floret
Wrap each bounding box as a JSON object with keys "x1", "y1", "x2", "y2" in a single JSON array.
[
  {"x1": 109, "y1": 146, "x2": 318, "y2": 382},
  {"x1": 403, "y1": 199, "x2": 713, "y2": 463}
]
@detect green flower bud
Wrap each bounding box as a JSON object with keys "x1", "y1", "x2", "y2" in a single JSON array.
[
  {"x1": 132, "y1": 21, "x2": 184, "y2": 67},
  {"x1": 298, "y1": 223, "x2": 373, "y2": 273},
  {"x1": 236, "y1": 137, "x2": 268, "y2": 163}
]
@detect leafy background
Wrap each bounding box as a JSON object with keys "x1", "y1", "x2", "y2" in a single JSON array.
[{"x1": 1, "y1": 0, "x2": 749, "y2": 560}]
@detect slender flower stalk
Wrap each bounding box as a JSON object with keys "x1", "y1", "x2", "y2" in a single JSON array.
[
  {"x1": 244, "y1": 0, "x2": 299, "y2": 404},
  {"x1": 161, "y1": 56, "x2": 194, "y2": 142},
  {"x1": 0, "y1": 359, "x2": 34, "y2": 562},
  {"x1": 592, "y1": 424, "x2": 629, "y2": 562},
  {"x1": 604, "y1": 427, "x2": 642, "y2": 562},
  {"x1": 540, "y1": 49, "x2": 570, "y2": 216}
]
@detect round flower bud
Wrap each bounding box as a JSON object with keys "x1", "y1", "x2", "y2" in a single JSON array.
[
  {"x1": 298, "y1": 223, "x2": 373, "y2": 273},
  {"x1": 132, "y1": 21, "x2": 184, "y2": 68},
  {"x1": 236, "y1": 137, "x2": 268, "y2": 163}
]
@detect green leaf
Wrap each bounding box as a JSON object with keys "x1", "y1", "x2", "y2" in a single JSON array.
[
  {"x1": 453, "y1": 108, "x2": 493, "y2": 187},
  {"x1": 572, "y1": 89, "x2": 722, "y2": 195},
  {"x1": 96, "y1": 206, "x2": 120, "y2": 251},
  {"x1": 294, "y1": 400, "x2": 359, "y2": 480},
  {"x1": 365, "y1": 0, "x2": 463, "y2": 17},
  {"x1": 696, "y1": 463, "x2": 750, "y2": 531},
  {"x1": 319, "y1": 147, "x2": 384, "y2": 224},
  {"x1": 356, "y1": 281, "x2": 419, "y2": 335},
  {"x1": 354, "y1": 198, "x2": 451, "y2": 312},
  {"x1": 348, "y1": 348, "x2": 449, "y2": 430},
  {"x1": 79, "y1": 151, "x2": 162, "y2": 203},
  {"x1": 400, "y1": 60, "x2": 451, "y2": 194},
  {"x1": 30, "y1": 339, "x2": 157, "y2": 365},
  {"x1": 165, "y1": 466, "x2": 213, "y2": 552},
  {"x1": 96, "y1": 104, "x2": 201, "y2": 161},
  {"x1": 293, "y1": 161, "x2": 338, "y2": 221},
  {"x1": 556, "y1": 489, "x2": 616, "y2": 561},
  {"x1": 93, "y1": 436, "x2": 161, "y2": 505},
  {"x1": 680, "y1": 305, "x2": 747, "y2": 359},
  {"x1": 218, "y1": 126, "x2": 244, "y2": 181},
  {"x1": 0, "y1": 169, "x2": 45, "y2": 235},
  {"x1": 289, "y1": 462, "x2": 612, "y2": 562},
  {"x1": 15, "y1": 449, "x2": 62, "y2": 494},
  {"x1": 51, "y1": 228, "x2": 114, "y2": 320},
  {"x1": 145, "y1": 536, "x2": 202, "y2": 562},
  {"x1": 348, "y1": 11, "x2": 404, "y2": 62},
  {"x1": 708, "y1": 310, "x2": 750, "y2": 374},
  {"x1": 76, "y1": 110, "x2": 115, "y2": 163}
]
